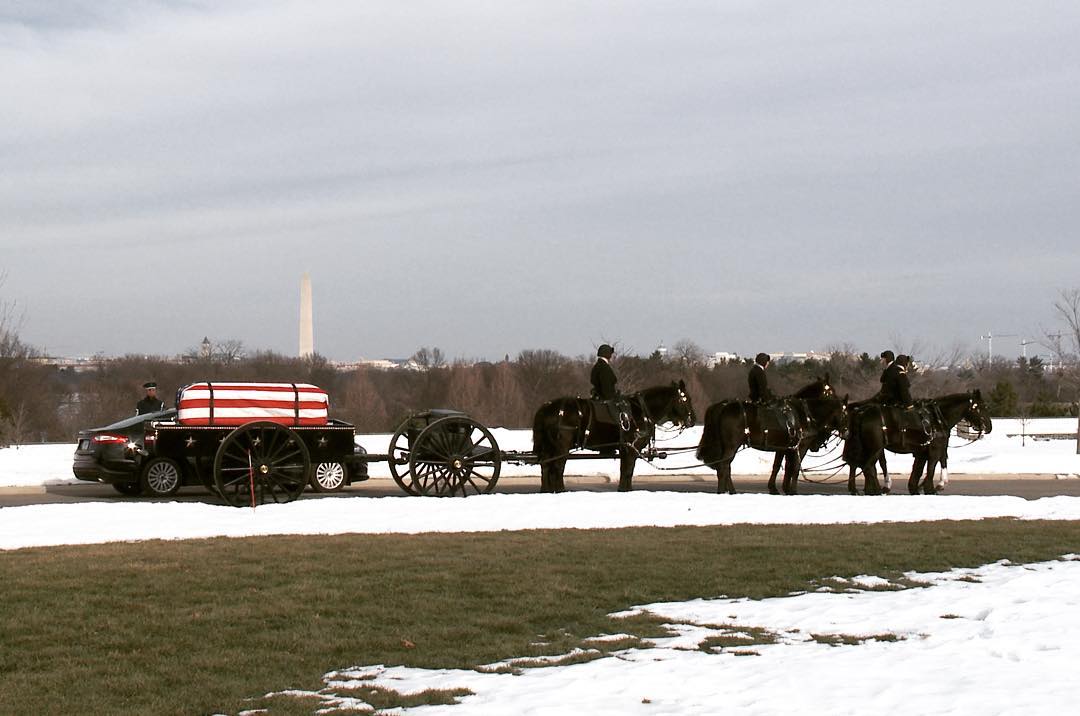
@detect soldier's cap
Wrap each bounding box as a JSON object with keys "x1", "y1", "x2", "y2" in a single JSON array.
[
  {"x1": 143, "y1": 382, "x2": 158, "y2": 389},
  {"x1": 896, "y1": 354, "x2": 911, "y2": 366},
  {"x1": 755, "y1": 352, "x2": 771, "y2": 366},
  {"x1": 880, "y1": 350, "x2": 895, "y2": 362},
  {"x1": 597, "y1": 344, "x2": 615, "y2": 358}
]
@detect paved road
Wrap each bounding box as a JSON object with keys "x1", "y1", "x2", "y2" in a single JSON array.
[{"x1": 3, "y1": 474, "x2": 1080, "y2": 507}]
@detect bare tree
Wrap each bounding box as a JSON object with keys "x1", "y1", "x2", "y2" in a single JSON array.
[
  {"x1": 410, "y1": 346, "x2": 446, "y2": 370},
  {"x1": 486, "y1": 361, "x2": 528, "y2": 427},
  {"x1": 671, "y1": 339, "x2": 707, "y2": 368},
  {"x1": 4, "y1": 402, "x2": 31, "y2": 446},
  {"x1": 1043, "y1": 289, "x2": 1080, "y2": 453},
  {"x1": 1, "y1": 272, "x2": 33, "y2": 360},
  {"x1": 446, "y1": 362, "x2": 483, "y2": 414},
  {"x1": 1045, "y1": 289, "x2": 1080, "y2": 361},
  {"x1": 212, "y1": 339, "x2": 246, "y2": 364}
]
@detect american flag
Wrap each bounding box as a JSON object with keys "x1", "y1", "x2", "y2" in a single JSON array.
[{"x1": 177, "y1": 382, "x2": 329, "y2": 426}]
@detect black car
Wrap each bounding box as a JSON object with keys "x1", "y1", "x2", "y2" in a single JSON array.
[
  {"x1": 73, "y1": 409, "x2": 369, "y2": 498},
  {"x1": 73, "y1": 409, "x2": 177, "y2": 496}
]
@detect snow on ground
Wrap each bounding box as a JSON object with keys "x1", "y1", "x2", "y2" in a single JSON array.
[
  {"x1": 5, "y1": 420, "x2": 1079, "y2": 713},
  {"x1": 4, "y1": 492, "x2": 1080, "y2": 551},
  {"x1": 261, "y1": 556, "x2": 1080, "y2": 715},
  {"x1": 2, "y1": 418, "x2": 1079, "y2": 489}
]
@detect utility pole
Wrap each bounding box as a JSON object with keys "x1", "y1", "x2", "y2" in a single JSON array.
[
  {"x1": 1019, "y1": 339, "x2": 1037, "y2": 360},
  {"x1": 980, "y1": 331, "x2": 1017, "y2": 365}
]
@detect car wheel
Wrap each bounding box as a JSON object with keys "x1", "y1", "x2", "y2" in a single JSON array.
[
  {"x1": 140, "y1": 457, "x2": 183, "y2": 497},
  {"x1": 310, "y1": 461, "x2": 347, "y2": 492},
  {"x1": 112, "y1": 481, "x2": 143, "y2": 497}
]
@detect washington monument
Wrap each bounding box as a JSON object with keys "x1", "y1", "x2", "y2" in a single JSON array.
[{"x1": 299, "y1": 272, "x2": 314, "y2": 358}]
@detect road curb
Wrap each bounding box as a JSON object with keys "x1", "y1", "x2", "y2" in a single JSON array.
[{"x1": 0, "y1": 486, "x2": 47, "y2": 495}]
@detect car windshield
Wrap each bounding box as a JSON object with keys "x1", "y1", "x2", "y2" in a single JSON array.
[{"x1": 95, "y1": 408, "x2": 177, "y2": 431}]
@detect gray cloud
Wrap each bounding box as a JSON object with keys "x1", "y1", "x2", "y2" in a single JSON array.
[{"x1": 2, "y1": 1, "x2": 1078, "y2": 362}]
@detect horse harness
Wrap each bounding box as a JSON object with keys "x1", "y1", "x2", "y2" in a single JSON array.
[{"x1": 740, "y1": 398, "x2": 809, "y2": 450}]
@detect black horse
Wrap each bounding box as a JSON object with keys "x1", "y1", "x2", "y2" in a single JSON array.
[
  {"x1": 531, "y1": 381, "x2": 696, "y2": 493},
  {"x1": 697, "y1": 377, "x2": 846, "y2": 495},
  {"x1": 764, "y1": 379, "x2": 848, "y2": 495},
  {"x1": 844, "y1": 390, "x2": 992, "y2": 495}
]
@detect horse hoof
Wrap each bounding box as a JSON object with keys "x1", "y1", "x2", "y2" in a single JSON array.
[
  {"x1": 769, "y1": 488, "x2": 780, "y2": 496},
  {"x1": 882, "y1": 487, "x2": 891, "y2": 495}
]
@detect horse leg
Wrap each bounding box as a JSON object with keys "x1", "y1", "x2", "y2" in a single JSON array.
[
  {"x1": 717, "y1": 462, "x2": 734, "y2": 496},
  {"x1": 710, "y1": 463, "x2": 724, "y2": 494},
  {"x1": 863, "y1": 457, "x2": 881, "y2": 495},
  {"x1": 848, "y1": 464, "x2": 859, "y2": 496},
  {"x1": 923, "y1": 457, "x2": 938, "y2": 495},
  {"x1": 539, "y1": 462, "x2": 551, "y2": 493},
  {"x1": 617, "y1": 447, "x2": 636, "y2": 492},
  {"x1": 551, "y1": 458, "x2": 568, "y2": 493},
  {"x1": 909, "y1": 456, "x2": 925, "y2": 495},
  {"x1": 768, "y1": 452, "x2": 783, "y2": 495},
  {"x1": 781, "y1": 450, "x2": 797, "y2": 495},
  {"x1": 937, "y1": 455, "x2": 950, "y2": 492},
  {"x1": 879, "y1": 454, "x2": 891, "y2": 494}
]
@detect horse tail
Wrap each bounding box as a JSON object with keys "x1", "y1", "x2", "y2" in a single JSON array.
[
  {"x1": 532, "y1": 398, "x2": 579, "y2": 458},
  {"x1": 532, "y1": 402, "x2": 556, "y2": 457},
  {"x1": 696, "y1": 401, "x2": 732, "y2": 463}
]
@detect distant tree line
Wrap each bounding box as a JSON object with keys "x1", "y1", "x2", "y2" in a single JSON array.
[{"x1": 2, "y1": 286, "x2": 1079, "y2": 445}]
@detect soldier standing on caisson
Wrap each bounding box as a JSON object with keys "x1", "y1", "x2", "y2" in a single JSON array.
[{"x1": 590, "y1": 344, "x2": 619, "y2": 400}]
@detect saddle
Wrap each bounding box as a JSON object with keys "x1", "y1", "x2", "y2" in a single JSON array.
[
  {"x1": 745, "y1": 400, "x2": 803, "y2": 450},
  {"x1": 584, "y1": 398, "x2": 634, "y2": 454},
  {"x1": 880, "y1": 402, "x2": 940, "y2": 451}
]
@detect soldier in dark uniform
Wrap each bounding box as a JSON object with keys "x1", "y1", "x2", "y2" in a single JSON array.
[
  {"x1": 588, "y1": 344, "x2": 624, "y2": 455},
  {"x1": 877, "y1": 354, "x2": 913, "y2": 407},
  {"x1": 136, "y1": 382, "x2": 166, "y2": 415},
  {"x1": 892, "y1": 355, "x2": 914, "y2": 406},
  {"x1": 748, "y1": 352, "x2": 793, "y2": 447},
  {"x1": 590, "y1": 344, "x2": 619, "y2": 400},
  {"x1": 748, "y1": 352, "x2": 773, "y2": 402},
  {"x1": 873, "y1": 350, "x2": 896, "y2": 402}
]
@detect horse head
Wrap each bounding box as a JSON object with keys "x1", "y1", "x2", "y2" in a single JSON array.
[
  {"x1": 633, "y1": 380, "x2": 695, "y2": 429},
  {"x1": 793, "y1": 373, "x2": 835, "y2": 400},
  {"x1": 964, "y1": 389, "x2": 993, "y2": 434},
  {"x1": 806, "y1": 392, "x2": 848, "y2": 435},
  {"x1": 831, "y1": 394, "x2": 850, "y2": 433},
  {"x1": 670, "y1": 379, "x2": 696, "y2": 428}
]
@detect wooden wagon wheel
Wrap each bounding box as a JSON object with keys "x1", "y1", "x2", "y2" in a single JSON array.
[
  {"x1": 408, "y1": 416, "x2": 501, "y2": 496},
  {"x1": 213, "y1": 421, "x2": 310, "y2": 507},
  {"x1": 387, "y1": 419, "x2": 421, "y2": 495}
]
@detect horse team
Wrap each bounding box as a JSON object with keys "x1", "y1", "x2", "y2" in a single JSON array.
[{"x1": 531, "y1": 378, "x2": 992, "y2": 496}]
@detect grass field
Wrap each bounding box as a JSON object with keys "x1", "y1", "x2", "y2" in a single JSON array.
[{"x1": 2, "y1": 521, "x2": 1080, "y2": 714}]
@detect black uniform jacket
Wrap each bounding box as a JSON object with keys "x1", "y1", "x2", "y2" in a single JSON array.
[
  {"x1": 136, "y1": 397, "x2": 166, "y2": 415},
  {"x1": 748, "y1": 364, "x2": 773, "y2": 402},
  {"x1": 878, "y1": 363, "x2": 913, "y2": 406},
  {"x1": 590, "y1": 358, "x2": 619, "y2": 400}
]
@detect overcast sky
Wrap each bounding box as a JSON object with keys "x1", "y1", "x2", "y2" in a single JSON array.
[{"x1": 2, "y1": 1, "x2": 1077, "y2": 362}]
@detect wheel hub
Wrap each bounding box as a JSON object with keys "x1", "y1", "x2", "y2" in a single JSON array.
[
  {"x1": 260, "y1": 464, "x2": 270, "y2": 474},
  {"x1": 452, "y1": 458, "x2": 463, "y2": 470}
]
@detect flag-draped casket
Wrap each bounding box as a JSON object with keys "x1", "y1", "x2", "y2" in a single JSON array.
[{"x1": 176, "y1": 382, "x2": 329, "y2": 426}]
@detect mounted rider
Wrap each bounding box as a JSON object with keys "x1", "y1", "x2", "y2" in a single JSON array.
[
  {"x1": 587, "y1": 344, "x2": 631, "y2": 455},
  {"x1": 874, "y1": 351, "x2": 913, "y2": 407},
  {"x1": 875, "y1": 354, "x2": 935, "y2": 449},
  {"x1": 746, "y1": 352, "x2": 799, "y2": 449},
  {"x1": 590, "y1": 344, "x2": 619, "y2": 401}
]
